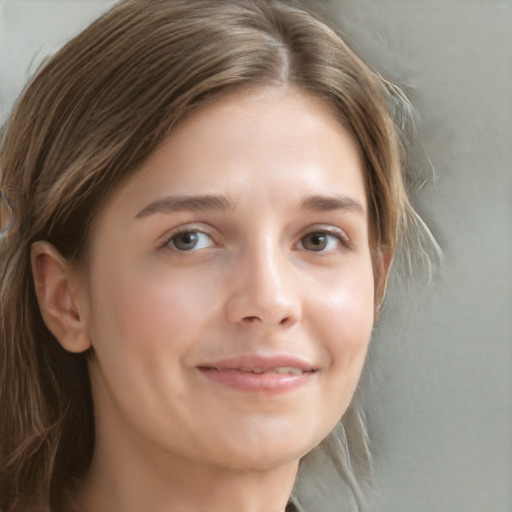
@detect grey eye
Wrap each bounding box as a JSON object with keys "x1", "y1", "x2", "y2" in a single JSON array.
[
  {"x1": 299, "y1": 231, "x2": 346, "y2": 252},
  {"x1": 169, "y1": 231, "x2": 214, "y2": 251},
  {"x1": 301, "y1": 232, "x2": 329, "y2": 251}
]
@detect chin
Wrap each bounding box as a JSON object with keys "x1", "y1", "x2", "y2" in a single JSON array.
[
  {"x1": 213, "y1": 447, "x2": 304, "y2": 473},
  {"x1": 201, "y1": 420, "x2": 328, "y2": 472}
]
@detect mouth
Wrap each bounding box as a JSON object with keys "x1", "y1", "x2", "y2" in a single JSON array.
[
  {"x1": 196, "y1": 355, "x2": 318, "y2": 394},
  {"x1": 199, "y1": 366, "x2": 314, "y2": 375}
]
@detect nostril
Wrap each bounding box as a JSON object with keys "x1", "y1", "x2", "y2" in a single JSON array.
[
  {"x1": 279, "y1": 316, "x2": 291, "y2": 326},
  {"x1": 225, "y1": 277, "x2": 302, "y2": 327},
  {"x1": 241, "y1": 315, "x2": 261, "y2": 324},
  {"x1": 240, "y1": 314, "x2": 294, "y2": 326}
]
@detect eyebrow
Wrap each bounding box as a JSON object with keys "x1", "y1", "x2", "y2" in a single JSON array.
[
  {"x1": 135, "y1": 192, "x2": 365, "y2": 219},
  {"x1": 135, "y1": 194, "x2": 237, "y2": 218},
  {"x1": 299, "y1": 194, "x2": 365, "y2": 215}
]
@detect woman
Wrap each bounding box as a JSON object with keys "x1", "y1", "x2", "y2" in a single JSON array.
[{"x1": 0, "y1": 0, "x2": 422, "y2": 510}]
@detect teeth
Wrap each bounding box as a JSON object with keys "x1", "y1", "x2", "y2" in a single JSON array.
[
  {"x1": 239, "y1": 367, "x2": 264, "y2": 373},
  {"x1": 272, "y1": 367, "x2": 304, "y2": 375},
  {"x1": 235, "y1": 367, "x2": 304, "y2": 375}
]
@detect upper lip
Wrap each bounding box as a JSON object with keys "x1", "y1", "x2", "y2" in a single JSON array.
[{"x1": 196, "y1": 354, "x2": 317, "y2": 373}]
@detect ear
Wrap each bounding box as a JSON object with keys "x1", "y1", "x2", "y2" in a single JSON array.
[
  {"x1": 373, "y1": 246, "x2": 393, "y2": 319},
  {"x1": 31, "y1": 241, "x2": 91, "y2": 353}
]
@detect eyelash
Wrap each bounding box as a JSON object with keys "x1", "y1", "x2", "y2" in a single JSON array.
[
  {"x1": 159, "y1": 227, "x2": 215, "y2": 252},
  {"x1": 297, "y1": 228, "x2": 353, "y2": 253},
  {"x1": 159, "y1": 226, "x2": 353, "y2": 253}
]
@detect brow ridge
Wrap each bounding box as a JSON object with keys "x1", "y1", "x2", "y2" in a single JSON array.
[
  {"x1": 299, "y1": 194, "x2": 365, "y2": 215},
  {"x1": 135, "y1": 194, "x2": 236, "y2": 218}
]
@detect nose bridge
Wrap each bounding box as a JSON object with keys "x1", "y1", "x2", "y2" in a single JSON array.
[{"x1": 225, "y1": 231, "x2": 301, "y2": 327}]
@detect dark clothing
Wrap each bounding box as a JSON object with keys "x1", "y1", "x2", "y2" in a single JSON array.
[{"x1": 286, "y1": 495, "x2": 306, "y2": 512}]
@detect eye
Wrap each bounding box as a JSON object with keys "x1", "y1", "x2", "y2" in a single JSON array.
[
  {"x1": 166, "y1": 230, "x2": 215, "y2": 251},
  {"x1": 298, "y1": 230, "x2": 348, "y2": 252}
]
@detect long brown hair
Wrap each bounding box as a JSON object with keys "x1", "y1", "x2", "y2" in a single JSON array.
[{"x1": 0, "y1": 0, "x2": 417, "y2": 509}]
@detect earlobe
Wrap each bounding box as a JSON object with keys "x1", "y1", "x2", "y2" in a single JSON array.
[{"x1": 31, "y1": 241, "x2": 91, "y2": 353}]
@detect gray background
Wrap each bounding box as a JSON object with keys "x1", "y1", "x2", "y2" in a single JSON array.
[{"x1": 0, "y1": 0, "x2": 510, "y2": 511}]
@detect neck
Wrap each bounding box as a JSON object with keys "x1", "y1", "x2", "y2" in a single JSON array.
[{"x1": 72, "y1": 426, "x2": 298, "y2": 512}]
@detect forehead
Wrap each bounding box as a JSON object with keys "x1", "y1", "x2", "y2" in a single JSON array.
[{"x1": 96, "y1": 86, "x2": 368, "y2": 227}]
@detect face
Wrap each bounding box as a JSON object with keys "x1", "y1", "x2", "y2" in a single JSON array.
[{"x1": 79, "y1": 87, "x2": 376, "y2": 472}]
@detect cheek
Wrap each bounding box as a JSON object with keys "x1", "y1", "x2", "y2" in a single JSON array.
[
  {"x1": 85, "y1": 259, "x2": 218, "y2": 385},
  {"x1": 92, "y1": 259, "x2": 212, "y2": 340},
  {"x1": 85, "y1": 261, "x2": 222, "y2": 428},
  {"x1": 310, "y1": 262, "x2": 375, "y2": 407},
  {"x1": 313, "y1": 258, "x2": 374, "y2": 343}
]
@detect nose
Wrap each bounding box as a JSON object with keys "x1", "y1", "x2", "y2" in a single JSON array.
[{"x1": 224, "y1": 242, "x2": 302, "y2": 328}]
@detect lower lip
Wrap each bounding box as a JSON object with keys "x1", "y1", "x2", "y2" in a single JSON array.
[{"x1": 198, "y1": 368, "x2": 315, "y2": 395}]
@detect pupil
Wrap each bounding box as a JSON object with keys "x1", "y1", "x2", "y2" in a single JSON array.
[
  {"x1": 305, "y1": 233, "x2": 327, "y2": 251},
  {"x1": 175, "y1": 232, "x2": 198, "y2": 250}
]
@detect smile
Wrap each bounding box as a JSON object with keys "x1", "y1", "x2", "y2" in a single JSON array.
[
  {"x1": 234, "y1": 367, "x2": 306, "y2": 375},
  {"x1": 197, "y1": 355, "x2": 318, "y2": 394}
]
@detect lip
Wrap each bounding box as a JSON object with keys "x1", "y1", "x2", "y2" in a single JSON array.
[{"x1": 196, "y1": 354, "x2": 318, "y2": 395}]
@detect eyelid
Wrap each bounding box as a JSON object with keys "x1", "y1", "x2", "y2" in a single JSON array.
[
  {"x1": 158, "y1": 223, "x2": 219, "y2": 251},
  {"x1": 298, "y1": 225, "x2": 353, "y2": 251},
  {"x1": 156, "y1": 223, "x2": 353, "y2": 252}
]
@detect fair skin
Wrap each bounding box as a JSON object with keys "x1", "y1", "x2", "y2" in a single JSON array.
[{"x1": 32, "y1": 87, "x2": 384, "y2": 512}]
